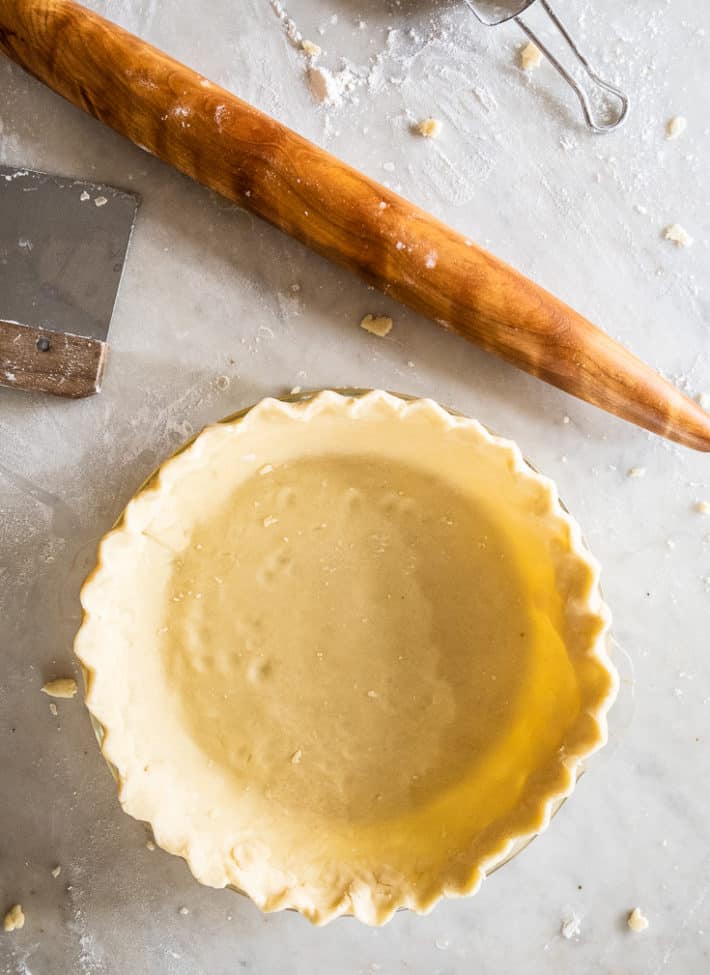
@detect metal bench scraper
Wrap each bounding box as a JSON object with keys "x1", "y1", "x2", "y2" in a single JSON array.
[
  {"x1": 465, "y1": 0, "x2": 629, "y2": 132},
  {"x1": 0, "y1": 166, "x2": 138, "y2": 398}
]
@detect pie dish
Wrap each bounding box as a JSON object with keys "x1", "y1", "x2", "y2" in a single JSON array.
[{"x1": 75, "y1": 389, "x2": 617, "y2": 926}]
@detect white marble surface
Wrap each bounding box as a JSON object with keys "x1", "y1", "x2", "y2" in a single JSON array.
[{"x1": 1, "y1": 0, "x2": 709, "y2": 971}]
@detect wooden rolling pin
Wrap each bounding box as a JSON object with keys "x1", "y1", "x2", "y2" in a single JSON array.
[{"x1": 1, "y1": 0, "x2": 709, "y2": 450}]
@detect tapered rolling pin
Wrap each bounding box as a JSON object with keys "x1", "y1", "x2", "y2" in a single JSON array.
[{"x1": 1, "y1": 0, "x2": 708, "y2": 450}]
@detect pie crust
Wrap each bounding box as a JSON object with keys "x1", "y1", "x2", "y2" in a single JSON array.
[{"x1": 75, "y1": 390, "x2": 617, "y2": 925}]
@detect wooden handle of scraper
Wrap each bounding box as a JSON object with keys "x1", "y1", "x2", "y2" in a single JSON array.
[{"x1": 2, "y1": 0, "x2": 709, "y2": 448}]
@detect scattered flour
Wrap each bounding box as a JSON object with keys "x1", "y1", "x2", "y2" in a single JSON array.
[
  {"x1": 308, "y1": 66, "x2": 344, "y2": 106},
  {"x1": 560, "y1": 913, "x2": 582, "y2": 939},
  {"x1": 270, "y1": 0, "x2": 302, "y2": 46}
]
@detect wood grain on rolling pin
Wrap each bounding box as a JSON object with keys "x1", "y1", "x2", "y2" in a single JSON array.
[{"x1": 2, "y1": 0, "x2": 709, "y2": 448}]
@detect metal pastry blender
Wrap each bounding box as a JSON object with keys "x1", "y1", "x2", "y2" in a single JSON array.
[{"x1": 466, "y1": 0, "x2": 629, "y2": 132}]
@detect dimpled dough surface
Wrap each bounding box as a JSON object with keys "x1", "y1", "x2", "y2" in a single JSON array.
[{"x1": 76, "y1": 392, "x2": 614, "y2": 925}]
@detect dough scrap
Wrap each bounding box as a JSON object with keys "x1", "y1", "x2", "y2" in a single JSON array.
[
  {"x1": 41, "y1": 678, "x2": 78, "y2": 699},
  {"x1": 301, "y1": 40, "x2": 321, "y2": 58},
  {"x1": 416, "y1": 118, "x2": 442, "y2": 139},
  {"x1": 360, "y1": 314, "x2": 393, "y2": 337},
  {"x1": 3, "y1": 904, "x2": 25, "y2": 932},
  {"x1": 520, "y1": 42, "x2": 542, "y2": 71},
  {"x1": 666, "y1": 116, "x2": 687, "y2": 140},
  {"x1": 627, "y1": 907, "x2": 649, "y2": 932},
  {"x1": 663, "y1": 224, "x2": 693, "y2": 247}
]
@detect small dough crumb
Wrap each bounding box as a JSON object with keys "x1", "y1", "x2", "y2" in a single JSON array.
[
  {"x1": 258, "y1": 464, "x2": 274, "y2": 476},
  {"x1": 290, "y1": 749, "x2": 303, "y2": 765},
  {"x1": 51, "y1": 865, "x2": 61, "y2": 878},
  {"x1": 49, "y1": 702, "x2": 58, "y2": 717},
  {"x1": 520, "y1": 41, "x2": 543, "y2": 71},
  {"x1": 416, "y1": 118, "x2": 442, "y2": 139},
  {"x1": 695, "y1": 501, "x2": 710, "y2": 515},
  {"x1": 301, "y1": 39, "x2": 321, "y2": 58},
  {"x1": 178, "y1": 906, "x2": 190, "y2": 916},
  {"x1": 290, "y1": 385, "x2": 302, "y2": 395},
  {"x1": 41, "y1": 678, "x2": 77, "y2": 699},
  {"x1": 664, "y1": 223, "x2": 693, "y2": 247},
  {"x1": 666, "y1": 116, "x2": 687, "y2": 140},
  {"x1": 627, "y1": 467, "x2": 646, "y2": 478},
  {"x1": 560, "y1": 913, "x2": 581, "y2": 939},
  {"x1": 360, "y1": 314, "x2": 393, "y2": 338},
  {"x1": 79, "y1": 190, "x2": 90, "y2": 202},
  {"x1": 697, "y1": 392, "x2": 710, "y2": 411},
  {"x1": 94, "y1": 196, "x2": 108, "y2": 207},
  {"x1": 146, "y1": 840, "x2": 156, "y2": 852},
  {"x1": 627, "y1": 907, "x2": 649, "y2": 932},
  {"x1": 3, "y1": 904, "x2": 25, "y2": 932}
]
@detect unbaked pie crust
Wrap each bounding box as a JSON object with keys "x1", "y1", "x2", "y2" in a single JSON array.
[{"x1": 75, "y1": 390, "x2": 617, "y2": 925}]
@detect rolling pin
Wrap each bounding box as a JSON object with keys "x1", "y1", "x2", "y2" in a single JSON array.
[{"x1": 1, "y1": 0, "x2": 709, "y2": 450}]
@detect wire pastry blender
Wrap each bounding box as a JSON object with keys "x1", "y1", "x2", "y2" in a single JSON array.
[{"x1": 466, "y1": 0, "x2": 629, "y2": 132}]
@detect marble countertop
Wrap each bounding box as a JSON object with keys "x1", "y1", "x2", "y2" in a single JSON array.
[{"x1": 1, "y1": 0, "x2": 709, "y2": 972}]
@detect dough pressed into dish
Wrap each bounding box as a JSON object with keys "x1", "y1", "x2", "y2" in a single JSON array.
[{"x1": 75, "y1": 390, "x2": 616, "y2": 925}]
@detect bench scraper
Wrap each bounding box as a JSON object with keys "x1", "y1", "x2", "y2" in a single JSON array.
[{"x1": 0, "y1": 166, "x2": 138, "y2": 398}]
